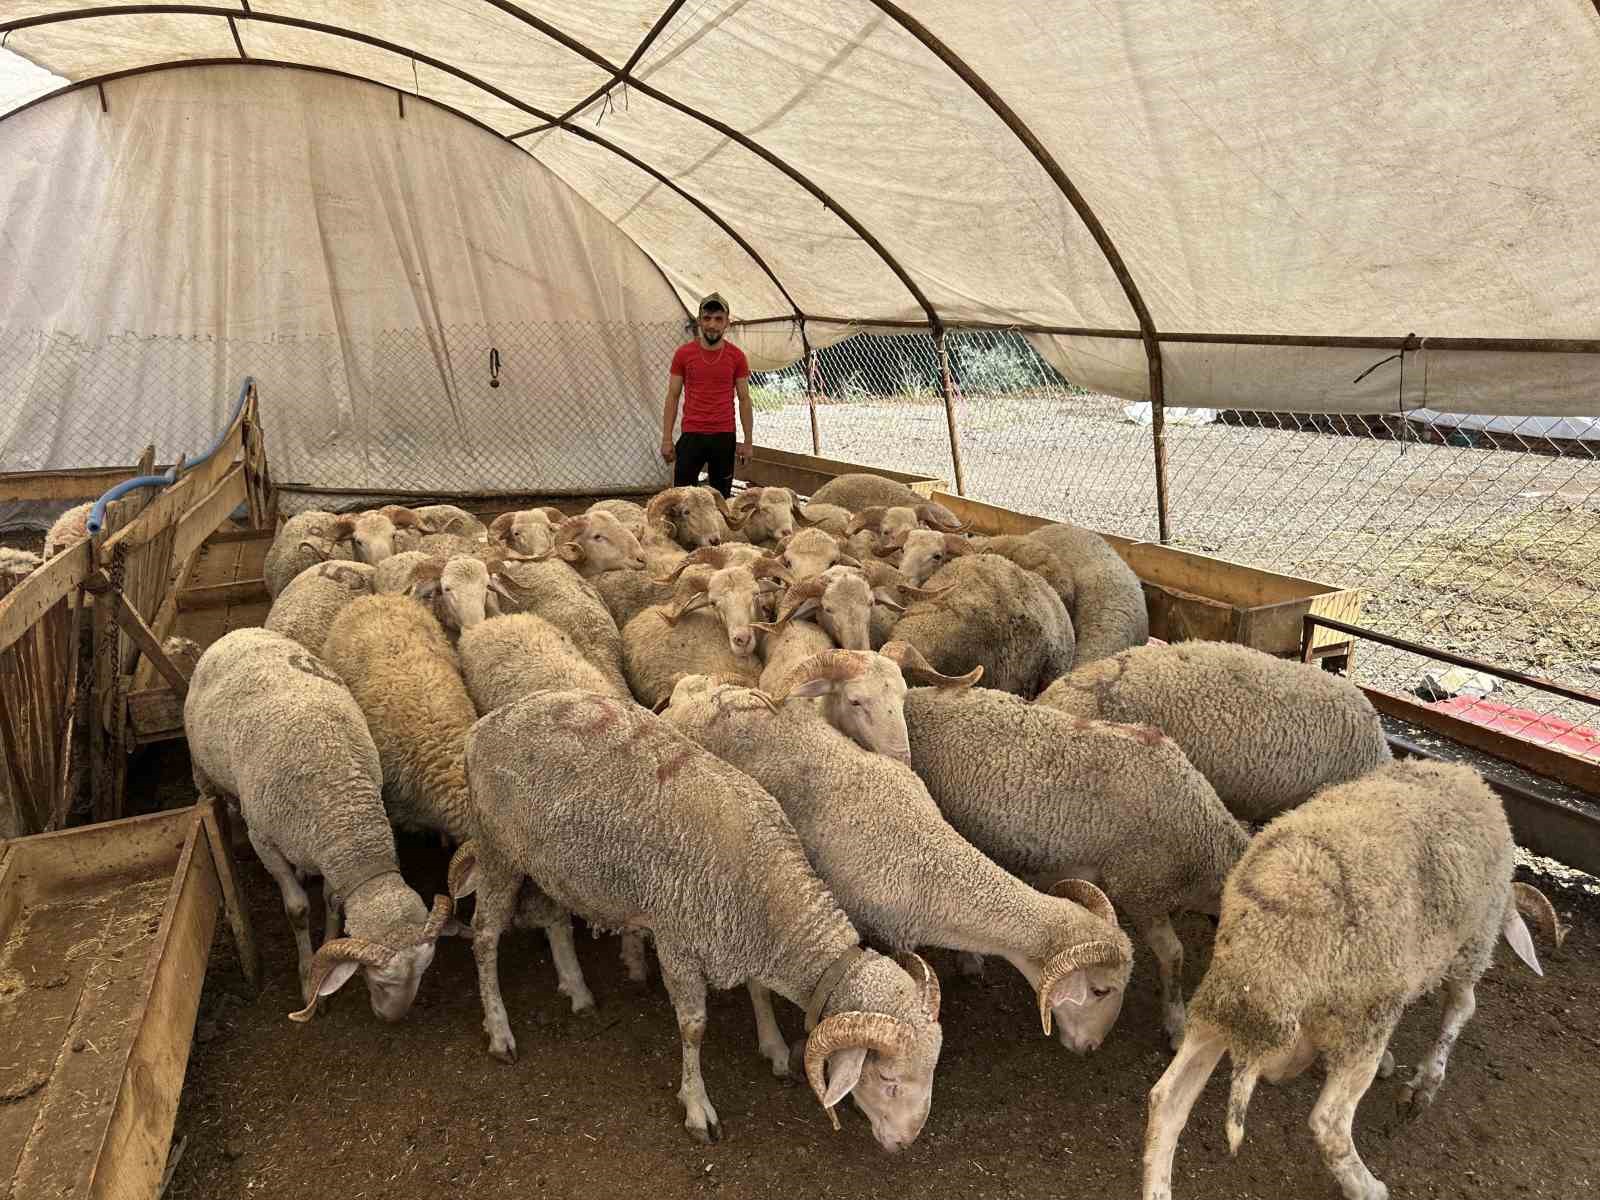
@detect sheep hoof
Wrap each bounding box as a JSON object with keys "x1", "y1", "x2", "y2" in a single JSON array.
[
  {"x1": 1396, "y1": 1069, "x2": 1436, "y2": 1120},
  {"x1": 687, "y1": 1116, "x2": 722, "y2": 1145},
  {"x1": 488, "y1": 1037, "x2": 518, "y2": 1065},
  {"x1": 1377, "y1": 1050, "x2": 1396, "y2": 1079}
]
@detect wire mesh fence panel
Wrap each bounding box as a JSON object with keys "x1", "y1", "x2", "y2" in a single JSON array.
[{"x1": 1, "y1": 321, "x2": 685, "y2": 519}]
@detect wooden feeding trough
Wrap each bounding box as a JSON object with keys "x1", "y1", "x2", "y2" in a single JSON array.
[{"x1": 0, "y1": 800, "x2": 256, "y2": 1198}]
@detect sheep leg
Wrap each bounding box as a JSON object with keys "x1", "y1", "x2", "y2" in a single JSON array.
[
  {"x1": 620, "y1": 931, "x2": 650, "y2": 982},
  {"x1": 545, "y1": 914, "x2": 596, "y2": 1014},
  {"x1": 958, "y1": 952, "x2": 986, "y2": 978},
  {"x1": 1398, "y1": 978, "x2": 1475, "y2": 1118},
  {"x1": 250, "y1": 833, "x2": 315, "y2": 1003},
  {"x1": 470, "y1": 871, "x2": 521, "y2": 1064},
  {"x1": 747, "y1": 982, "x2": 790, "y2": 1078},
  {"x1": 656, "y1": 946, "x2": 720, "y2": 1143},
  {"x1": 1141, "y1": 915, "x2": 1187, "y2": 1050},
  {"x1": 1309, "y1": 1049, "x2": 1390, "y2": 1200},
  {"x1": 1142, "y1": 1021, "x2": 1227, "y2": 1200},
  {"x1": 324, "y1": 889, "x2": 344, "y2": 944}
]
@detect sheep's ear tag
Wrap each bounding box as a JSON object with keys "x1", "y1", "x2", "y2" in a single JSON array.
[{"x1": 1503, "y1": 912, "x2": 1543, "y2": 976}]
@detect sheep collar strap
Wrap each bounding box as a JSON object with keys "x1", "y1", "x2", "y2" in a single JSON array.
[{"x1": 805, "y1": 944, "x2": 867, "y2": 1032}]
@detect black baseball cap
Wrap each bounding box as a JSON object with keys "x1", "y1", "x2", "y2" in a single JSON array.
[{"x1": 698, "y1": 292, "x2": 728, "y2": 315}]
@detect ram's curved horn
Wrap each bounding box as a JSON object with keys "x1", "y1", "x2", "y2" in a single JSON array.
[
  {"x1": 654, "y1": 545, "x2": 734, "y2": 585},
  {"x1": 767, "y1": 649, "x2": 870, "y2": 704},
  {"x1": 710, "y1": 488, "x2": 749, "y2": 529},
  {"x1": 288, "y1": 938, "x2": 396, "y2": 1022},
  {"x1": 804, "y1": 1012, "x2": 915, "y2": 1127},
  {"x1": 880, "y1": 640, "x2": 983, "y2": 689},
  {"x1": 915, "y1": 501, "x2": 967, "y2": 532},
  {"x1": 845, "y1": 507, "x2": 888, "y2": 535},
  {"x1": 1036, "y1": 939, "x2": 1128, "y2": 1036}
]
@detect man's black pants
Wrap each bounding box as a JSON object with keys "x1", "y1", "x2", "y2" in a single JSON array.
[{"x1": 673, "y1": 431, "x2": 736, "y2": 497}]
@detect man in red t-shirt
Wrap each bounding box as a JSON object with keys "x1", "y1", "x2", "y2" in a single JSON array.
[{"x1": 660, "y1": 292, "x2": 752, "y2": 497}]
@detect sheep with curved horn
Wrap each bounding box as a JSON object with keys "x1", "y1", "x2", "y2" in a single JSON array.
[
  {"x1": 455, "y1": 691, "x2": 945, "y2": 1148},
  {"x1": 662, "y1": 660, "x2": 1133, "y2": 1058},
  {"x1": 183, "y1": 628, "x2": 450, "y2": 1024}
]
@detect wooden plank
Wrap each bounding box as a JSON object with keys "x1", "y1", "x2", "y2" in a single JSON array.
[
  {"x1": 127, "y1": 687, "x2": 185, "y2": 744},
  {"x1": 0, "y1": 466, "x2": 177, "y2": 503},
  {"x1": 204, "y1": 525, "x2": 276, "y2": 546},
  {"x1": 85, "y1": 810, "x2": 219, "y2": 1200},
  {"x1": 1365, "y1": 687, "x2": 1600, "y2": 796},
  {"x1": 201, "y1": 796, "x2": 260, "y2": 993},
  {"x1": 1143, "y1": 582, "x2": 1239, "y2": 646},
  {"x1": 100, "y1": 424, "x2": 243, "y2": 556},
  {"x1": 176, "y1": 577, "x2": 268, "y2": 612},
  {"x1": 0, "y1": 540, "x2": 92, "y2": 654},
  {"x1": 748, "y1": 445, "x2": 945, "y2": 491},
  {"x1": 2, "y1": 808, "x2": 192, "y2": 905},
  {"x1": 926, "y1": 492, "x2": 1051, "y2": 536},
  {"x1": 109, "y1": 591, "x2": 189, "y2": 696},
  {"x1": 170, "y1": 465, "x2": 247, "y2": 575}
]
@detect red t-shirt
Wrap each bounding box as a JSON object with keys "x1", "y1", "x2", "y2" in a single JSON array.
[{"x1": 671, "y1": 340, "x2": 749, "y2": 434}]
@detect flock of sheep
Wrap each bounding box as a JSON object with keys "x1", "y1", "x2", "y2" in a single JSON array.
[{"x1": 163, "y1": 472, "x2": 1568, "y2": 1200}]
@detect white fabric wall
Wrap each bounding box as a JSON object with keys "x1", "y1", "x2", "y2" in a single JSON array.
[{"x1": 0, "y1": 67, "x2": 686, "y2": 495}]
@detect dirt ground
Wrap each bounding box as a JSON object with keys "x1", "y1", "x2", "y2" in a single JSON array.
[{"x1": 135, "y1": 743, "x2": 1600, "y2": 1200}]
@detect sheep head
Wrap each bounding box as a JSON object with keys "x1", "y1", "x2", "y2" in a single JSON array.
[
  {"x1": 333, "y1": 511, "x2": 402, "y2": 565},
  {"x1": 803, "y1": 952, "x2": 942, "y2": 1151},
  {"x1": 767, "y1": 648, "x2": 912, "y2": 763},
  {"x1": 538, "y1": 512, "x2": 646, "y2": 576},
  {"x1": 488, "y1": 509, "x2": 558, "y2": 558},
  {"x1": 731, "y1": 486, "x2": 802, "y2": 545},
  {"x1": 289, "y1": 892, "x2": 452, "y2": 1025},
  {"x1": 662, "y1": 557, "x2": 787, "y2": 656},
  {"x1": 766, "y1": 566, "x2": 874, "y2": 652},
  {"x1": 406, "y1": 556, "x2": 495, "y2": 633},
  {"x1": 646, "y1": 486, "x2": 741, "y2": 550},
  {"x1": 775, "y1": 526, "x2": 852, "y2": 581},
  {"x1": 892, "y1": 531, "x2": 972, "y2": 587},
  {"x1": 1036, "y1": 880, "x2": 1133, "y2": 1053}
]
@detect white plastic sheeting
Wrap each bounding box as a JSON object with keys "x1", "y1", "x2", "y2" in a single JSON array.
[
  {"x1": 0, "y1": 67, "x2": 685, "y2": 496},
  {"x1": 0, "y1": 0, "x2": 1597, "y2": 453}
]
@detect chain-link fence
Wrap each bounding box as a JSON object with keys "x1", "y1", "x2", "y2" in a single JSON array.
[
  {"x1": 753, "y1": 329, "x2": 1600, "y2": 744},
  {"x1": 0, "y1": 320, "x2": 684, "y2": 519}
]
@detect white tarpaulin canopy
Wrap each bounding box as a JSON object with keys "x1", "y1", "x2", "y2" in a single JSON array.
[{"x1": 2, "y1": 1, "x2": 1598, "y2": 493}]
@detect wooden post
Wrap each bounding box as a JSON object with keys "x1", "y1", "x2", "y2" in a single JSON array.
[
  {"x1": 1147, "y1": 342, "x2": 1171, "y2": 544},
  {"x1": 936, "y1": 328, "x2": 967, "y2": 495},
  {"x1": 802, "y1": 325, "x2": 822, "y2": 458}
]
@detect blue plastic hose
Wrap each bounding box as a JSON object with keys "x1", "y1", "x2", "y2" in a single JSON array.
[{"x1": 87, "y1": 376, "x2": 255, "y2": 534}]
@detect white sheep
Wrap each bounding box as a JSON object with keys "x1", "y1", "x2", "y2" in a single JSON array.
[
  {"x1": 893, "y1": 648, "x2": 1248, "y2": 1048},
  {"x1": 44, "y1": 502, "x2": 92, "y2": 558},
  {"x1": 262, "y1": 560, "x2": 376, "y2": 654},
  {"x1": 1038, "y1": 640, "x2": 1391, "y2": 822},
  {"x1": 486, "y1": 507, "x2": 566, "y2": 557},
  {"x1": 799, "y1": 501, "x2": 853, "y2": 535},
  {"x1": 729, "y1": 486, "x2": 808, "y2": 546},
  {"x1": 1143, "y1": 758, "x2": 1566, "y2": 1200},
  {"x1": 587, "y1": 498, "x2": 648, "y2": 538},
  {"x1": 328, "y1": 508, "x2": 423, "y2": 566},
  {"x1": 320, "y1": 595, "x2": 477, "y2": 843},
  {"x1": 1026, "y1": 521, "x2": 1148, "y2": 663},
  {"x1": 183, "y1": 627, "x2": 452, "y2": 1021},
  {"x1": 621, "y1": 600, "x2": 762, "y2": 709},
  {"x1": 808, "y1": 472, "x2": 929, "y2": 513},
  {"x1": 0, "y1": 546, "x2": 41, "y2": 582},
  {"x1": 664, "y1": 668, "x2": 1134, "y2": 1054},
  {"x1": 774, "y1": 526, "x2": 861, "y2": 581},
  {"x1": 263, "y1": 510, "x2": 359, "y2": 598},
  {"x1": 451, "y1": 689, "x2": 946, "y2": 1148},
  {"x1": 845, "y1": 501, "x2": 966, "y2": 545},
  {"x1": 644, "y1": 485, "x2": 745, "y2": 550},
  {"x1": 494, "y1": 555, "x2": 632, "y2": 700},
  {"x1": 457, "y1": 612, "x2": 628, "y2": 715},
  {"x1": 408, "y1": 503, "x2": 486, "y2": 538},
  {"x1": 890, "y1": 552, "x2": 1075, "y2": 697}
]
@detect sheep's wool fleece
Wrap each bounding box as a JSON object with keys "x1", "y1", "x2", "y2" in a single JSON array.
[
  {"x1": 1023, "y1": 523, "x2": 1149, "y2": 664},
  {"x1": 903, "y1": 687, "x2": 1247, "y2": 923},
  {"x1": 263, "y1": 559, "x2": 375, "y2": 654},
  {"x1": 183, "y1": 628, "x2": 396, "y2": 895},
  {"x1": 495, "y1": 558, "x2": 630, "y2": 697},
  {"x1": 621, "y1": 606, "x2": 760, "y2": 708},
  {"x1": 321, "y1": 595, "x2": 477, "y2": 839},
  {"x1": 668, "y1": 686, "x2": 1127, "y2": 963},
  {"x1": 465, "y1": 690, "x2": 862, "y2": 999},
  {"x1": 1038, "y1": 640, "x2": 1389, "y2": 822},
  {"x1": 1191, "y1": 758, "x2": 1516, "y2": 1059},
  {"x1": 458, "y1": 613, "x2": 627, "y2": 716},
  {"x1": 263, "y1": 510, "x2": 357, "y2": 598},
  {"x1": 891, "y1": 553, "x2": 1074, "y2": 697},
  {"x1": 808, "y1": 473, "x2": 926, "y2": 513}
]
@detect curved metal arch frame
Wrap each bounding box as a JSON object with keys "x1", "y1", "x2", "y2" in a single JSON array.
[{"x1": 0, "y1": 7, "x2": 810, "y2": 320}]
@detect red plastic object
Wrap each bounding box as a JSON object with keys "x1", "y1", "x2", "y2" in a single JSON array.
[{"x1": 1431, "y1": 695, "x2": 1600, "y2": 761}]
